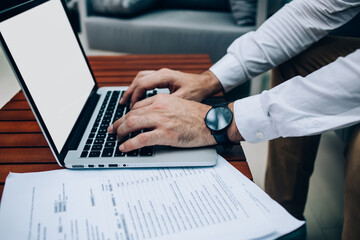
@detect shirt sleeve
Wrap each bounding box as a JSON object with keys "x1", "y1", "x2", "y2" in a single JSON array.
[
  {"x1": 210, "y1": 0, "x2": 360, "y2": 92},
  {"x1": 235, "y1": 49, "x2": 360, "y2": 143}
]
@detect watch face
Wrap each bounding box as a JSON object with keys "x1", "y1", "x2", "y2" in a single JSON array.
[{"x1": 206, "y1": 106, "x2": 233, "y2": 131}]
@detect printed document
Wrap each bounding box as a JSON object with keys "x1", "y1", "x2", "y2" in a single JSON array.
[{"x1": 0, "y1": 156, "x2": 303, "y2": 239}]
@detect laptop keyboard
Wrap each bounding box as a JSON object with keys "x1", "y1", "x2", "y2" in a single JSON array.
[{"x1": 80, "y1": 90, "x2": 157, "y2": 158}]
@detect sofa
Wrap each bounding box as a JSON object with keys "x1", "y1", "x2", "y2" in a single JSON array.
[{"x1": 78, "y1": 0, "x2": 268, "y2": 62}]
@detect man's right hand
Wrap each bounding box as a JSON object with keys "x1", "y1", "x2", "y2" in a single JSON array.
[{"x1": 120, "y1": 68, "x2": 223, "y2": 107}]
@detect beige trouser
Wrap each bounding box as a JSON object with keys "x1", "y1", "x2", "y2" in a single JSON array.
[{"x1": 264, "y1": 36, "x2": 360, "y2": 240}]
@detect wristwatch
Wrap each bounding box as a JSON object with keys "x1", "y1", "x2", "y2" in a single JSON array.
[{"x1": 205, "y1": 103, "x2": 233, "y2": 148}]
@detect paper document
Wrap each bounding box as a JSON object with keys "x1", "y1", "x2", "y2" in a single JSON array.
[{"x1": 0, "y1": 156, "x2": 304, "y2": 239}]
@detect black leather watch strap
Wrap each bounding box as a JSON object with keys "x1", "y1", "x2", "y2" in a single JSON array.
[
  {"x1": 212, "y1": 128, "x2": 233, "y2": 150},
  {"x1": 212, "y1": 129, "x2": 230, "y2": 145}
]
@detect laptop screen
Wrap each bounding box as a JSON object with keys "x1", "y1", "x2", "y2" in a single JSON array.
[{"x1": 0, "y1": 0, "x2": 95, "y2": 152}]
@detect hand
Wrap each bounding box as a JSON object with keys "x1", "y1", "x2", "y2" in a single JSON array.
[
  {"x1": 119, "y1": 68, "x2": 223, "y2": 107},
  {"x1": 108, "y1": 94, "x2": 216, "y2": 152}
]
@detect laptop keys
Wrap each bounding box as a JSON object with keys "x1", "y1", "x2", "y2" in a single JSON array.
[
  {"x1": 102, "y1": 119, "x2": 111, "y2": 124},
  {"x1": 94, "y1": 139, "x2": 104, "y2": 144},
  {"x1": 102, "y1": 148, "x2": 114, "y2": 157},
  {"x1": 89, "y1": 151, "x2": 100, "y2": 157},
  {"x1": 105, "y1": 142, "x2": 115, "y2": 148},
  {"x1": 114, "y1": 148, "x2": 125, "y2": 157},
  {"x1": 99, "y1": 123, "x2": 108, "y2": 130},
  {"x1": 81, "y1": 90, "x2": 158, "y2": 159},
  {"x1": 97, "y1": 133, "x2": 106, "y2": 139},
  {"x1": 98, "y1": 128, "x2": 107, "y2": 133},
  {"x1": 127, "y1": 150, "x2": 139, "y2": 157},
  {"x1": 140, "y1": 147, "x2": 154, "y2": 156},
  {"x1": 81, "y1": 151, "x2": 88, "y2": 158},
  {"x1": 107, "y1": 134, "x2": 116, "y2": 141},
  {"x1": 92, "y1": 145, "x2": 102, "y2": 151}
]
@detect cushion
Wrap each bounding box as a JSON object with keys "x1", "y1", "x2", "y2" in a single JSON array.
[
  {"x1": 157, "y1": 0, "x2": 230, "y2": 12},
  {"x1": 86, "y1": 9, "x2": 255, "y2": 62},
  {"x1": 90, "y1": 0, "x2": 158, "y2": 17},
  {"x1": 229, "y1": 0, "x2": 257, "y2": 26}
]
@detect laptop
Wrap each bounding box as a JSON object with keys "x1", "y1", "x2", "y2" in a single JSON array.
[{"x1": 0, "y1": 0, "x2": 217, "y2": 169}]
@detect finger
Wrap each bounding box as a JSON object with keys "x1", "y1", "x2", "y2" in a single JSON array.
[
  {"x1": 107, "y1": 99, "x2": 154, "y2": 134},
  {"x1": 107, "y1": 116, "x2": 125, "y2": 134},
  {"x1": 139, "y1": 71, "x2": 173, "y2": 90},
  {"x1": 124, "y1": 71, "x2": 174, "y2": 105},
  {"x1": 120, "y1": 71, "x2": 154, "y2": 104},
  {"x1": 170, "y1": 89, "x2": 186, "y2": 99},
  {"x1": 119, "y1": 131, "x2": 159, "y2": 152},
  {"x1": 120, "y1": 78, "x2": 144, "y2": 105},
  {"x1": 131, "y1": 96, "x2": 154, "y2": 110},
  {"x1": 130, "y1": 88, "x2": 147, "y2": 108},
  {"x1": 128, "y1": 76, "x2": 168, "y2": 105},
  {"x1": 116, "y1": 112, "x2": 156, "y2": 138},
  {"x1": 120, "y1": 89, "x2": 131, "y2": 104}
]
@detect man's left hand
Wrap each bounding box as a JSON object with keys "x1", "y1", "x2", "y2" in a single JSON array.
[{"x1": 107, "y1": 94, "x2": 216, "y2": 152}]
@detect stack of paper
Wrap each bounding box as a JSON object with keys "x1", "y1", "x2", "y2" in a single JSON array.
[{"x1": 0, "y1": 156, "x2": 304, "y2": 239}]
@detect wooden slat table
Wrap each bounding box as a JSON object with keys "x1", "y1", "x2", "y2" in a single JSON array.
[{"x1": 0, "y1": 54, "x2": 252, "y2": 199}]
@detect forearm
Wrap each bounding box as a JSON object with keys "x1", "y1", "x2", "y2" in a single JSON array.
[
  {"x1": 198, "y1": 70, "x2": 224, "y2": 98},
  {"x1": 235, "y1": 49, "x2": 360, "y2": 142},
  {"x1": 211, "y1": 0, "x2": 360, "y2": 92}
]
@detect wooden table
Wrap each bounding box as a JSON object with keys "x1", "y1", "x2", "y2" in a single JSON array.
[{"x1": 0, "y1": 54, "x2": 252, "y2": 200}]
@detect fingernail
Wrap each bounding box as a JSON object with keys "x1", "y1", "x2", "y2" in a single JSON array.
[
  {"x1": 107, "y1": 124, "x2": 113, "y2": 133},
  {"x1": 119, "y1": 144, "x2": 125, "y2": 151}
]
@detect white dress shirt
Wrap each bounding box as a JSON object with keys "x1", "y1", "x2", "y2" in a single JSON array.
[{"x1": 210, "y1": 0, "x2": 360, "y2": 143}]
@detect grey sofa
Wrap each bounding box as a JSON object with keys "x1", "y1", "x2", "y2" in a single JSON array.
[{"x1": 78, "y1": 0, "x2": 268, "y2": 63}]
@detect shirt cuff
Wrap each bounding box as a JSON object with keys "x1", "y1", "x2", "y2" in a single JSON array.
[
  {"x1": 234, "y1": 94, "x2": 279, "y2": 143},
  {"x1": 210, "y1": 54, "x2": 247, "y2": 93}
]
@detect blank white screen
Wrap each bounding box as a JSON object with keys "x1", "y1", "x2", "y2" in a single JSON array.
[{"x1": 0, "y1": 0, "x2": 95, "y2": 152}]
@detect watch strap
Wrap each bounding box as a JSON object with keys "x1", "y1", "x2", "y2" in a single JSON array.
[{"x1": 212, "y1": 129, "x2": 230, "y2": 145}]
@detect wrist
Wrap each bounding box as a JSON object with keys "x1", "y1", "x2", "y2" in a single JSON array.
[
  {"x1": 200, "y1": 70, "x2": 223, "y2": 97},
  {"x1": 227, "y1": 102, "x2": 244, "y2": 142}
]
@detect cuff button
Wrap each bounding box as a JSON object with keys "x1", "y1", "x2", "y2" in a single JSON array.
[{"x1": 256, "y1": 131, "x2": 264, "y2": 139}]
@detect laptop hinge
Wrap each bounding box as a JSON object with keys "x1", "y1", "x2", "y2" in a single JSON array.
[{"x1": 67, "y1": 92, "x2": 100, "y2": 150}]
